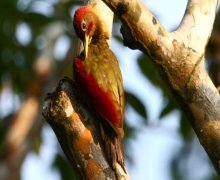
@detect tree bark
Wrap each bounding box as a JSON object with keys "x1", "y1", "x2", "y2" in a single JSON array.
[
  {"x1": 102, "y1": 0, "x2": 220, "y2": 174},
  {"x1": 43, "y1": 79, "x2": 128, "y2": 180}
]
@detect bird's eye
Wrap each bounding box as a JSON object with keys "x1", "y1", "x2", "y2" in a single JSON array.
[{"x1": 81, "y1": 20, "x2": 87, "y2": 31}]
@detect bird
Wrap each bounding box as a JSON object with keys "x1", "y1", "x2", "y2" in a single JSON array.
[{"x1": 73, "y1": 4, "x2": 125, "y2": 171}]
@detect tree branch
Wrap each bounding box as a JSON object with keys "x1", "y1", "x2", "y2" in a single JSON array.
[
  {"x1": 42, "y1": 79, "x2": 128, "y2": 180},
  {"x1": 103, "y1": 0, "x2": 220, "y2": 174},
  {"x1": 176, "y1": 0, "x2": 217, "y2": 53}
]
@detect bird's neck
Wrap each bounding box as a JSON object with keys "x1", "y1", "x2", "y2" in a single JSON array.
[
  {"x1": 91, "y1": 34, "x2": 108, "y2": 44},
  {"x1": 89, "y1": 37, "x2": 109, "y2": 52},
  {"x1": 91, "y1": 22, "x2": 109, "y2": 44},
  {"x1": 79, "y1": 37, "x2": 109, "y2": 61}
]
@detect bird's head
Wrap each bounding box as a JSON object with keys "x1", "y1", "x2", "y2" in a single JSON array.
[{"x1": 73, "y1": 5, "x2": 103, "y2": 58}]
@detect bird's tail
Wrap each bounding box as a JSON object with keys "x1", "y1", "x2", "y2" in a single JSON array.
[{"x1": 100, "y1": 121, "x2": 126, "y2": 173}]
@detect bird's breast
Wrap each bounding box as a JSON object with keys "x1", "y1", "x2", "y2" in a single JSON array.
[{"x1": 73, "y1": 57, "x2": 121, "y2": 127}]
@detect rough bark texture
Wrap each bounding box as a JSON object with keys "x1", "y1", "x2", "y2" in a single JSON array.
[
  {"x1": 102, "y1": 0, "x2": 220, "y2": 174},
  {"x1": 42, "y1": 79, "x2": 128, "y2": 180}
]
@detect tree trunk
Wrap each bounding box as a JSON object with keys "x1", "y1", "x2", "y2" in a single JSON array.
[{"x1": 102, "y1": 0, "x2": 220, "y2": 174}]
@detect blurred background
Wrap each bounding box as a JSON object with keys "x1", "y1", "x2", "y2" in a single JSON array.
[{"x1": 0, "y1": 0, "x2": 220, "y2": 179}]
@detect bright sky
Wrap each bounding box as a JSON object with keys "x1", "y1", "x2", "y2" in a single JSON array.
[{"x1": 19, "y1": 0, "x2": 218, "y2": 180}]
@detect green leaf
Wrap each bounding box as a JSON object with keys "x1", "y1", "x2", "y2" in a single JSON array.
[
  {"x1": 180, "y1": 114, "x2": 193, "y2": 141},
  {"x1": 159, "y1": 96, "x2": 179, "y2": 118},
  {"x1": 137, "y1": 53, "x2": 162, "y2": 87},
  {"x1": 125, "y1": 91, "x2": 148, "y2": 119},
  {"x1": 114, "y1": 35, "x2": 123, "y2": 44},
  {"x1": 22, "y1": 12, "x2": 52, "y2": 28},
  {"x1": 53, "y1": 153, "x2": 77, "y2": 180},
  {"x1": 124, "y1": 122, "x2": 136, "y2": 140}
]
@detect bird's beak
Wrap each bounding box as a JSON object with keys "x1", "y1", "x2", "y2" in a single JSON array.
[{"x1": 83, "y1": 34, "x2": 91, "y2": 59}]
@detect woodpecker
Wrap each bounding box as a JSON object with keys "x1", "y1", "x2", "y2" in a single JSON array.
[{"x1": 73, "y1": 5, "x2": 125, "y2": 171}]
